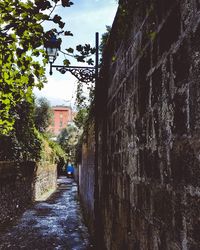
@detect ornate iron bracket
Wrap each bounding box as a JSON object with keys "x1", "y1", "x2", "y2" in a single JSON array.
[
  {"x1": 51, "y1": 65, "x2": 95, "y2": 83},
  {"x1": 47, "y1": 33, "x2": 99, "y2": 83}
]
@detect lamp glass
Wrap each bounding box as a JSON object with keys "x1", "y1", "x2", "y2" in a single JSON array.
[{"x1": 46, "y1": 47, "x2": 58, "y2": 63}]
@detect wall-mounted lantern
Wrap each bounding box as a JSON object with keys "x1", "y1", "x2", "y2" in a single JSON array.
[
  {"x1": 45, "y1": 33, "x2": 99, "y2": 83},
  {"x1": 45, "y1": 35, "x2": 61, "y2": 64}
]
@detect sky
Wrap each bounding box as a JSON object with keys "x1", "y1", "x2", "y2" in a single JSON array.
[{"x1": 33, "y1": 0, "x2": 118, "y2": 108}]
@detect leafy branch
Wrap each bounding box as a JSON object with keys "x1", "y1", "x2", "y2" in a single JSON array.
[
  {"x1": 0, "y1": 0, "x2": 74, "y2": 135},
  {"x1": 0, "y1": 0, "x2": 98, "y2": 135}
]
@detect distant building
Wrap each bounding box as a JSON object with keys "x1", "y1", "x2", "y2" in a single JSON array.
[{"x1": 48, "y1": 106, "x2": 73, "y2": 136}]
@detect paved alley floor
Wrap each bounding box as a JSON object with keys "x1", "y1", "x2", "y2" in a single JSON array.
[{"x1": 0, "y1": 176, "x2": 93, "y2": 250}]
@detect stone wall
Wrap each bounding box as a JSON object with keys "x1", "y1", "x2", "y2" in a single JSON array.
[
  {"x1": 0, "y1": 161, "x2": 57, "y2": 228},
  {"x1": 0, "y1": 161, "x2": 35, "y2": 228},
  {"x1": 95, "y1": 0, "x2": 200, "y2": 249},
  {"x1": 34, "y1": 162, "x2": 57, "y2": 201},
  {"x1": 79, "y1": 121, "x2": 95, "y2": 236}
]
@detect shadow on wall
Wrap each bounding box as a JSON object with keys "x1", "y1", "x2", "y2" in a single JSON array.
[{"x1": 0, "y1": 161, "x2": 57, "y2": 229}]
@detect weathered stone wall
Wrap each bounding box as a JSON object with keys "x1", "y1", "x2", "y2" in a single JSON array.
[
  {"x1": 0, "y1": 161, "x2": 57, "y2": 228},
  {"x1": 34, "y1": 162, "x2": 57, "y2": 201},
  {"x1": 79, "y1": 121, "x2": 95, "y2": 236},
  {"x1": 95, "y1": 0, "x2": 200, "y2": 249}
]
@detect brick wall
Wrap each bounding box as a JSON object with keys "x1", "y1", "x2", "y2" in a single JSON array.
[{"x1": 95, "y1": 0, "x2": 200, "y2": 249}]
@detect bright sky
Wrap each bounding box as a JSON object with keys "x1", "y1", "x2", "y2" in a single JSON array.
[{"x1": 34, "y1": 0, "x2": 118, "y2": 108}]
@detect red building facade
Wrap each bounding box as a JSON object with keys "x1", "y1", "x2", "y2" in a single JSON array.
[{"x1": 48, "y1": 106, "x2": 73, "y2": 136}]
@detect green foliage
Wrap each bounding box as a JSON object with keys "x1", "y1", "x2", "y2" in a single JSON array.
[
  {"x1": 49, "y1": 140, "x2": 66, "y2": 162},
  {"x1": 61, "y1": 0, "x2": 73, "y2": 8},
  {"x1": 99, "y1": 26, "x2": 111, "y2": 53},
  {"x1": 0, "y1": 0, "x2": 97, "y2": 135},
  {"x1": 149, "y1": 31, "x2": 157, "y2": 41},
  {"x1": 34, "y1": 97, "x2": 53, "y2": 133},
  {"x1": 64, "y1": 31, "x2": 73, "y2": 36},
  {"x1": 41, "y1": 135, "x2": 66, "y2": 163},
  {"x1": 74, "y1": 26, "x2": 113, "y2": 113},
  {"x1": 75, "y1": 79, "x2": 94, "y2": 113},
  {"x1": 0, "y1": 97, "x2": 42, "y2": 161},
  {"x1": 36, "y1": 132, "x2": 66, "y2": 166},
  {"x1": 73, "y1": 27, "x2": 112, "y2": 137},
  {"x1": 74, "y1": 26, "x2": 112, "y2": 121},
  {"x1": 0, "y1": 95, "x2": 65, "y2": 164},
  {"x1": 0, "y1": 0, "x2": 99, "y2": 167},
  {"x1": 0, "y1": 0, "x2": 73, "y2": 135},
  {"x1": 57, "y1": 124, "x2": 80, "y2": 164},
  {"x1": 64, "y1": 43, "x2": 96, "y2": 65},
  {"x1": 73, "y1": 108, "x2": 88, "y2": 130},
  {"x1": 63, "y1": 59, "x2": 71, "y2": 66}
]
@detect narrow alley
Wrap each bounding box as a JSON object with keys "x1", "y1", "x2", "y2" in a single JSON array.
[{"x1": 0, "y1": 177, "x2": 93, "y2": 250}]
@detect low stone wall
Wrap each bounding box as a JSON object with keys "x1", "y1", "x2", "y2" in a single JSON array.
[
  {"x1": 0, "y1": 161, "x2": 57, "y2": 228},
  {"x1": 34, "y1": 162, "x2": 57, "y2": 201}
]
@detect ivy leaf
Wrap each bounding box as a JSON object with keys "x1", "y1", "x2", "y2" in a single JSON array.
[
  {"x1": 32, "y1": 50, "x2": 40, "y2": 57},
  {"x1": 35, "y1": 13, "x2": 49, "y2": 20},
  {"x1": 86, "y1": 58, "x2": 94, "y2": 65},
  {"x1": 63, "y1": 59, "x2": 71, "y2": 66},
  {"x1": 61, "y1": 0, "x2": 74, "y2": 7},
  {"x1": 149, "y1": 31, "x2": 157, "y2": 41},
  {"x1": 28, "y1": 74, "x2": 34, "y2": 85},
  {"x1": 64, "y1": 31, "x2": 73, "y2": 36},
  {"x1": 76, "y1": 45, "x2": 83, "y2": 52},
  {"x1": 16, "y1": 48, "x2": 25, "y2": 57},
  {"x1": 35, "y1": 1, "x2": 52, "y2": 10},
  {"x1": 59, "y1": 21, "x2": 65, "y2": 29},
  {"x1": 52, "y1": 14, "x2": 62, "y2": 24},
  {"x1": 66, "y1": 47, "x2": 74, "y2": 53},
  {"x1": 90, "y1": 48, "x2": 96, "y2": 54},
  {"x1": 16, "y1": 26, "x2": 26, "y2": 36},
  {"x1": 75, "y1": 55, "x2": 85, "y2": 62},
  {"x1": 84, "y1": 44, "x2": 91, "y2": 52}
]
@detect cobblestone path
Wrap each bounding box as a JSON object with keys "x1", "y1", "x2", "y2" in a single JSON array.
[{"x1": 0, "y1": 176, "x2": 93, "y2": 250}]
